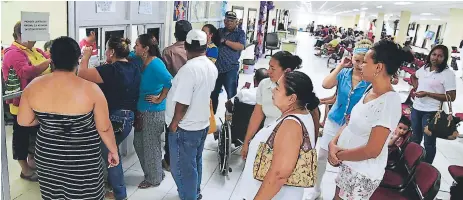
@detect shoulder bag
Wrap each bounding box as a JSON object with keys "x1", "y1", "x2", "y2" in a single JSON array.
[
  {"x1": 253, "y1": 115, "x2": 317, "y2": 187},
  {"x1": 424, "y1": 93, "x2": 461, "y2": 140}
]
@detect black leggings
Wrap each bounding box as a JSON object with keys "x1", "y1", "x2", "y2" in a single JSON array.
[{"x1": 12, "y1": 115, "x2": 38, "y2": 160}]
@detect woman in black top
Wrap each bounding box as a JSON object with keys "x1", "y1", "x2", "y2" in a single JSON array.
[{"x1": 79, "y1": 37, "x2": 141, "y2": 200}]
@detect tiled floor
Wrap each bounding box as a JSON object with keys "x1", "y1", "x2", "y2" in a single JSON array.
[{"x1": 7, "y1": 32, "x2": 463, "y2": 200}]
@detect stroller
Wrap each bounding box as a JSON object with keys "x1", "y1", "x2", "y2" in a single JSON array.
[{"x1": 215, "y1": 97, "x2": 264, "y2": 176}]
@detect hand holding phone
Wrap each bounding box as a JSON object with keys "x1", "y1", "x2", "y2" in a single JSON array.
[{"x1": 340, "y1": 57, "x2": 352, "y2": 68}]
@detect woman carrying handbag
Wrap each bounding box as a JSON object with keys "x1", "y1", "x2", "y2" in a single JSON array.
[{"x1": 410, "y1": 45, "x2": 457, "y2": 164}]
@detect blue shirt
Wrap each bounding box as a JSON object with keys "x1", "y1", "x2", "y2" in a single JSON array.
[
  {"x1": 129, "y1": 52, "x2": 173, "y2": 112},
  {"x1": 328, "y1": 68, "x2": 371, "y2": 125},
  {"x1": 216, "y1": 27, "x2": 246, "y2": 73}
]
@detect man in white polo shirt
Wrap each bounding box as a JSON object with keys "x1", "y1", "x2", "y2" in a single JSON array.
[{"x1": 165, "y1": 29, "x2": 218, "y2": 200}]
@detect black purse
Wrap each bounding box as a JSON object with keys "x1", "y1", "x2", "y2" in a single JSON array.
[{"x1": 424, "y1": 94, "x2": 461, "y2": 140}]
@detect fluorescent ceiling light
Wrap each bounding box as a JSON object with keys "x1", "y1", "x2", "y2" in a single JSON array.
[
  {"x1": 420, "y1": 13, "x2": 434, "y2": 16},
  {"x1": 394, "y1": 2, "x2": 413, "y2": 5},
  {"x1": 361, "y1": 7, "x2": 368, "y2": 10},
  {"x1": 431, "y1": 18, "x2": 441, "y2": 21},
  {"x1": 353, "y1": 9, "x2": 360, "y2": 11},
  {"x1": 376, "y1": 5, "x2": 383, "y2": 8}
]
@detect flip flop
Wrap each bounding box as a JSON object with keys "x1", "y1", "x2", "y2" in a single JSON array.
[
  {"x1": 138, "y1": 180, "x2": 154, "y2": 189},
  {"x1": 20, "y1": 172, "x2": 38, "y2": 182}
]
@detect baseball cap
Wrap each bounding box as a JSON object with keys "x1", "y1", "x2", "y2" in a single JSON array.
[
  {"x1": 175, "y1": 20, "x2": 192, "y2": 33},
  {"x1": 225, "y1": 11, "x2": 237, "y2": 20},
  {"x1": 186, "y1": 29, "x2": 207, "y2": 46}
]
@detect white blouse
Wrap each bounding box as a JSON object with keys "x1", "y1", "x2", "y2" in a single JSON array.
[
  {"x1": 413, "y1": 67, "x2": 456, "y2": 112},
  {"x1": 256, "y1": 78, "x2": 282, "y2": 126},
  {"x1": 337, "y1": 91, "x2": 401, "y2": 180}
]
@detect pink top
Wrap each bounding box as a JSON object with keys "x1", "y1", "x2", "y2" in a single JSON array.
[
  {"x1": 2, "y1": 43, "x2": 49, "y2": 106},
  {"x1": 79, "y1": 39, "x2": 98, "y2": 56}
]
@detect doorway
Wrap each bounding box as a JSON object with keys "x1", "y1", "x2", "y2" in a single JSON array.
[
  {"x1": 232, "y1": 6, "x2": 245, "y2": 30},
  {"x1": 247, "y1": 8, "x2": 257, "y2": 44}
]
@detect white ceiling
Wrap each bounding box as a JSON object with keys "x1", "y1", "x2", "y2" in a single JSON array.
[{"x1": 277, "y1": 1, "x2": 463, "y2": 22}]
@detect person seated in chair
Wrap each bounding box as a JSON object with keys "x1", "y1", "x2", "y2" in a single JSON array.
[
  {"x1": 315, "y1": 35, "x2": 340, "y2": 57},
  {"x1": 225, "y1": 68, "x2": 269, "y2": 112},
  {"x1": 388, "y1": 115, "x2": 411, "y2": 148}
]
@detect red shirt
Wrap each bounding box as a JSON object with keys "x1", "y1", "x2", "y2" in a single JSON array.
[{"x1": 79, "y1": 39, "x2": 98, "y2": 56}]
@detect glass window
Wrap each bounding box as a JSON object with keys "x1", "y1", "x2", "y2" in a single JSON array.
[
  {"x1": 190, "y1": 1, "x2": 207, "y2": 21},
  {"x1": 208, "y1": 1, "x2": 222, "y2": 19}
]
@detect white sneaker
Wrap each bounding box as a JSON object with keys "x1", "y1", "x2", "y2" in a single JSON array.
[{"x1": 305, "y1": 191, "x2": 322, "y2": 200}]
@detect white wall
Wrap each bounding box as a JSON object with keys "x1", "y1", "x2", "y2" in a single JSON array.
[
  {"x1": 293, "y1": 10, "x2": 337, "y2": 29},
  {"x1": 1, "y1": 1, "x2": 67, "y2": 49}
]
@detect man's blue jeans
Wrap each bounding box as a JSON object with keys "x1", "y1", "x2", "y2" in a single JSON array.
[
  {"x1": 101, "y1": 110, "x2": 134, "y2": 200},
  {"x1": 411, "y1": 108, "x2": 437, "y2": 164},
  {"x1": 169, "y1": 127, "x2": 208, "y2": 200},
  {"x1": 211, "y1": 67, "x2": 239, "y2": 114}
]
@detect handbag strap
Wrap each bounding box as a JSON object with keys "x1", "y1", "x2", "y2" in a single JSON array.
[
  {"x1": 265, "y1": 114, "x2": 315, "y2": 152},
  {"x1": 438, "y1": 93, "x2": 453, "y2": 114}
]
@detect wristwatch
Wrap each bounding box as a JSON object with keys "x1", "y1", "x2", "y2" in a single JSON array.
[{"x1": 222, "y1": 39, "x2": 227, "y2": 46}]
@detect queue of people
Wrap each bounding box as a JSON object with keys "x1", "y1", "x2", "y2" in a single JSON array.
[{"x1": 2, "y1": 11, "x2": 459, "y2": 200}]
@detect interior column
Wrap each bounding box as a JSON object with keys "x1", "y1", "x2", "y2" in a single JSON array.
[
  {"x1": 396, "y1": 11, "x2": 411, "y2": 45},
  {"x1": 442, "y1": 8, "x2": 463, "y2": 50},
  {"x1": 375, "y1": 13, "x2": 385, "y2": 43}
]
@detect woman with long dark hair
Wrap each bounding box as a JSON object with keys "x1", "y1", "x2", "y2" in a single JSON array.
[
  {"x1": 131, "y1": 34, "x2": 173, "y2": 188},
  {"x1": 79, "y1": 37, "x2": 141, "y2": 199},
  {"x1": 410, "y1": 45, "x2": 456, "y2": 164},
  {"x1": 329, "y1": 40, "x2": 412, "y2": 199},
  {"x1": 202, "y1": 24, "x2": 220, "y2": 64}
]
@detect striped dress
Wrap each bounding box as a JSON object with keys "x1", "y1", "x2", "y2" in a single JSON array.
[{"x1": 34, "y1": 110, "x2": 104, "y2": 200}]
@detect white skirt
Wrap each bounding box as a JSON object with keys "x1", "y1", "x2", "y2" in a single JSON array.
[{"x1": 319, "y1": 119, "x2": 342, "y2": 151}]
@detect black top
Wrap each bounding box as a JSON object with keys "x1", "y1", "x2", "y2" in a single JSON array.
[
  {"x1": 460, "y1": 40, "x2": 463, "y2": 49},
  {"x1": 96, "y1": 61, "x2": 141, "y2": 112}
]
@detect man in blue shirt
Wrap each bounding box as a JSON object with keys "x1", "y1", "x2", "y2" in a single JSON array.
[{"x1": 211, "y1": 11, "x2": 246, "y2": 114}]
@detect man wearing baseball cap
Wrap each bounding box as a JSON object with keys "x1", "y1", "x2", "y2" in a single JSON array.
[
  {"x1": 210, "y1": 11, "x2": 246, "y2": 114},
  {"x1": 161, "y1": 20, "x2": 192, "y2": 171},
  {"x1": 165, "y1": 29, "x2": 218, "y2": 200}
]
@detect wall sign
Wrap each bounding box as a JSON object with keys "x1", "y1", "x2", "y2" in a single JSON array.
[
  {"x1": 21, "y1": 11, "x2": 50, "y2": 41},
  {"x1": 174, "y1": 1, "x2": 188, "y2": 21},
  {"x1": 138, "y1": 1, "x2": 152, "y2": 15},
  {"x1": 96, "y1": 1, "x2": 116, "y2": 13}
]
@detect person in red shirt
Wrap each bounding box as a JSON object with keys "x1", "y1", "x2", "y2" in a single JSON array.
[{"x1": 79, "y1": 28, "x2": 98, "y2": 56}]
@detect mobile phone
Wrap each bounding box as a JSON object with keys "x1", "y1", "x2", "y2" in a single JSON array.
[{"x1": 244, "y1": 82, "x2": 251, "y2": 89}]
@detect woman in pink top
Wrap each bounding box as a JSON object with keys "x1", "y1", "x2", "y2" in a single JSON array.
[{"x1": 2, "y1": 22, "x2": 51, "y2": 182}]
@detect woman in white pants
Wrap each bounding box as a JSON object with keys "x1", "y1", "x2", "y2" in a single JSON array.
[{"x1": 306, "y1": 39, "x2": 372, "y2": 200}]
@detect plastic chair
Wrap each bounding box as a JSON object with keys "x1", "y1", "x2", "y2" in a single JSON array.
[
  {"x1": 449, "y1": 165, "x2": 463, "y2": 200},
  {"x1": 372, "y1": 162, "x2": 441, "y2": 200},
  {"x1": 381, "y1": 143, "x2": 425, "y2": 191},
  {"x1": 265, "y1": 33, "x2": 280, "y2": 58}
]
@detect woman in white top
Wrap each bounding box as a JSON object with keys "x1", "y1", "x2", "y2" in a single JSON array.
[
  {"x1": 237, "y1": 71, "x2": 319, "y2": 199},
  {"x1": 410, "y1": 45, "x2": 456, "y2": 164},
  {"x1": 329, "y1": 40, "x2": 410, "y2": 200},
  {"x1": 240, "y1": 51, "x2": 320, "y2": 160}
]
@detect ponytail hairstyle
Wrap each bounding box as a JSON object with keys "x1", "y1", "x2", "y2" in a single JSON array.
[
  {"x1": 203, "y1": 24, "x2": 221, "y2": 47},
  {"x1": 353, "y1": 39, "x2": 373, "y2": 55},
  {"x1": 370, "y1": 39, "x2": 414, "y2": 76},
  {"x1": 107, "y1": 37, "x2": 131, "y2": 58},
  {"x1": 137, "y1": 34, "x2": 167, "y2": 65},
  {"x1": 271, "y1": 51, "x2": 302, "y2": 71},
  {"x1": 283, "y1": 71, "x2": 320, "y2": 111}
]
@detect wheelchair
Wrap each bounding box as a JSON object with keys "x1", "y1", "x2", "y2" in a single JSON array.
[{"x1": 214, "y1": 97, "x2": 263, "y2": 176}]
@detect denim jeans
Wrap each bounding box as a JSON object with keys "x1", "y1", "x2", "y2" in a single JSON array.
[
  {"x1": 211, "y1": 67, "x2": 239, "y2": 114},
  {"x1": 101, "y1": 109, "x2": 134, "y2": 200},
  {"x1": 169, "y1": 127, "x2": 208, "y2": 200},
  {"x1": 411, "y1": 108, "x2": 437, "y2": 164}
]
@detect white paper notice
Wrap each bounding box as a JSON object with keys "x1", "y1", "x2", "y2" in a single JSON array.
[
  {"x1": 138, "y1": 1, "x2": 152, "y2": 15},
  {"x1": 96, "y1": 1, "x2": 116, "y2": 13},
  {"x1": 21, "y1": 11, "x2": 50, "y2": 42}
]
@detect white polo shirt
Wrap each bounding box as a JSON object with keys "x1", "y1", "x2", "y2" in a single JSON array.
[
  {"x1": 165, "y1": 55, "x2": 218, "y2": 131},
  {"x1": 256, "y1": 78, "x2": 282, "y2": 126},
  {"x1": 413, "y1": 66, "x2": 456, "y2": 112}
]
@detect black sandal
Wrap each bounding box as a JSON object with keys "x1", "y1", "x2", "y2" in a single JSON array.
[{"x1": 20, "y1": 172, "x2": 39, "y2": 182}]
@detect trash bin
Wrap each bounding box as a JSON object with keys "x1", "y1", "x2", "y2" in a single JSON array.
[{"x1": 242, "y1": 59, "x2": 256, "y2": 74}]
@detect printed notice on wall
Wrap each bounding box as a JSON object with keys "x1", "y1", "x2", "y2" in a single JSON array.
[
  {"x1": 96, "y1": 1, "x2": 116, "y2": 13},
  {"x1": 138, "y1": 1, "x2": 152, "y2": 15},
  {"x1": 21, "y1": 11, "x2": 50, "y2": 41}
]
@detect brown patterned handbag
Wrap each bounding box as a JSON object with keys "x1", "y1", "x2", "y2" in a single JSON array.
[{"x1": 253, "y1": 115, "x2": 318, "y2": 187}]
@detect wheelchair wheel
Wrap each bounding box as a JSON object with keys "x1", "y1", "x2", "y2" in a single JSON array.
[{"x1": 217, "y1": 119, "x2": 232, "y2": 176}]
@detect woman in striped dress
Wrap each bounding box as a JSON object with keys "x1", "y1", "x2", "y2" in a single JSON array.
[{"x1": 17, "y1": 36, "x2": 119, "y2": 200}]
